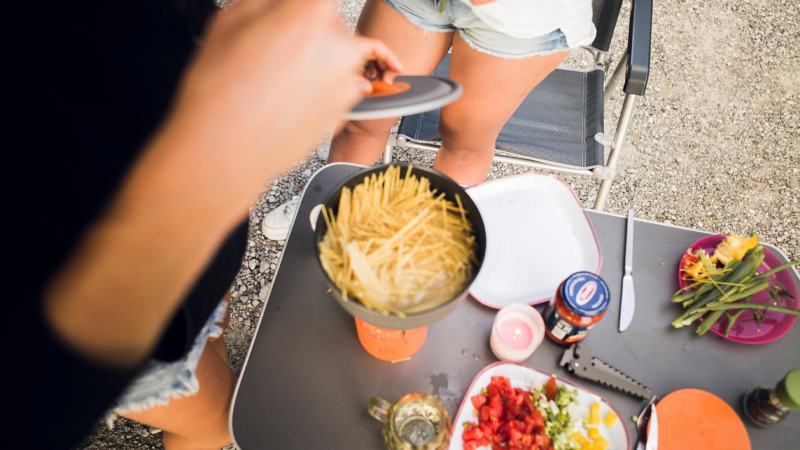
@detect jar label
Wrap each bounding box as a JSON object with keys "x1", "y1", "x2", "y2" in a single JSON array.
[{"x1": 544, "y1": 303, "x2": 592, "y2": 343}]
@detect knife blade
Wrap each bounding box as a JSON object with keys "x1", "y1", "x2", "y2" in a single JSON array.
[
  {"x1": 635, "y1": 397, "x2": 658, "y2": 450},
  {"x1": 619, "y1": 209, "x2": 635, "y2": 331},
  {"x1": 645, "y1": 404, "x2": 659, "y2": 450}
]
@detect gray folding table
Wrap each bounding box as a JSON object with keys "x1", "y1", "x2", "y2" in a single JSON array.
[{"x1": 230, "y1": 163, "x2": 800, "y2": 449}]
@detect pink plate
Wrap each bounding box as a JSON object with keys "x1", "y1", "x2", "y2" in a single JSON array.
[{"x1": 678, "y1": 234, "x2": 798, "y2": 344}]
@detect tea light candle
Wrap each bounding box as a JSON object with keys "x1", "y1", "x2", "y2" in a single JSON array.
[{"x1": 490, "y1": 303, "x2": 545, "y2": 362}]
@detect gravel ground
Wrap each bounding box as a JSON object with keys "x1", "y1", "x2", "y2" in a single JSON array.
[{"x1": 78, "y1": 0, "x2": 798, "y2": 448}]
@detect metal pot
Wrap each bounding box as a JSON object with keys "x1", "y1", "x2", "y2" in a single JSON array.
[{"x1": 313, "y1": 164, "x2": 486, "y2": 330}]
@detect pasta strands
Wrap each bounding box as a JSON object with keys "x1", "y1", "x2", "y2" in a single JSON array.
[{"x1": 318, "y1": 166, "x2": 476, "y2": 314}]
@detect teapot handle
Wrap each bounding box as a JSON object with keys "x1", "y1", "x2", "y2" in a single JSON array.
[{"x1": 368, "y1": 396, "x2": 391, "y2": 423}]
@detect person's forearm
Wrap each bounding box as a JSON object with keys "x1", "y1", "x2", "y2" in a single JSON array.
[
  {"x1": 40, "y1": 0, "x2": 399, "y2": 368},
  {"x1": 42, "y1": 122, "x2": 252, "y2": 368}
]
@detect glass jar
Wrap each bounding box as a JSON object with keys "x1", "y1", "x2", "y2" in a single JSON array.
[
  {"x1": 543, "y1": 272, "x2": 610, "y2": 345},
  {"x1": 743, "y1": 369, "x2": 800, "y2": 427}
]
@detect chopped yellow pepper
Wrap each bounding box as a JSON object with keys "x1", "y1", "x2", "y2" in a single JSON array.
[
  {"x1": 572, "y1": 432, "x2": 591, "y2": 447},
  {"x1": 593, "y1": 435, "x2": 610, "y2": 450},
  {"x1": 712, "y1": 234, "x2": 759, "y2": 266},
  {"x1": 604, "y1": 411, "x2": 618, "y2": 427},
  {"x1": 589, "y1": 403, "x2": 601, "y2": 425},
  {"x1": 588, "y1": 427, "x2": 600, "y2": 440}
]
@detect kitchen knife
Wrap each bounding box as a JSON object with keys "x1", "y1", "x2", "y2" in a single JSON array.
[
  {"x1": 619, "y1": 209, "x2": 635, "y2": 331},
  {"x1": 645, "y1": 404, "x2": 659, "y2": 450}
]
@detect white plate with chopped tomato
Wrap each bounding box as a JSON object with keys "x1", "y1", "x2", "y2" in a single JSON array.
[{"x1": 451, "y1": 362, "x2": 631, "y2": 450}]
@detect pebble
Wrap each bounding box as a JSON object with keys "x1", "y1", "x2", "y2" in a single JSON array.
[
  {"x1": 248, "y1": 259, "x2": 257, "y2": 270},
  {"x1": 626, "y1": 169, "x2": 638, "y2": 174}
]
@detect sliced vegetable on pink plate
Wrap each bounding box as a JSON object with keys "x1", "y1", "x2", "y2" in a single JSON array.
[{"x1": 677, "y1": 234, "x2": 798, "y2": 344}]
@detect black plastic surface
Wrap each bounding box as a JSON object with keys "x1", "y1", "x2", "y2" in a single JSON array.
[
  {"x1": 232, "y1": 164, "x2": 800, "y2": 450},
  {"x1": 624, "y1": 0, "x2": 652, "y2": 95}
]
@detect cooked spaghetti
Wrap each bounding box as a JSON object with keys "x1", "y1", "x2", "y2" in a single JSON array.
[{"x1": 319, "y1": 166, "x2": 477, "y2": 316}]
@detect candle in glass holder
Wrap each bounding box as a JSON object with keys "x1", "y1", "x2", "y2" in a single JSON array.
[{"x1": 490, "y1": 303, "x2": 545, "y2": 362}]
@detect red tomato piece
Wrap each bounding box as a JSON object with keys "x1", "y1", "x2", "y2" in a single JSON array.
[
  {"x1": 475, "y1": 436, "x2": 491, "y2": 447},
  {"x1": 471, "y1": 394, "x2": 487, "y2": 409},
  {"x1": 523, "y1": 394, "x2": 536, "y2": 414},
  {"x1": 530, "y1": 409, "x2": 544, "y2": 427},
  {"x1": 487, "y1": 384, "x2": 499, "y2": 398},
  {"x1": 534, "y1": 433, "x2": 551, "y2": 447},
  {"x1": 463, "y1": 427, "x2": 484, "y2": 441},
  {"x1": 545, "y1": 377, "x2": 558, "y2": 401},
  {"x1": 464, "y1": 440, "x2": 479, "y2": 450},
  {"x1": 480, "y1": 405, "x2": 492, "y2": 423}
]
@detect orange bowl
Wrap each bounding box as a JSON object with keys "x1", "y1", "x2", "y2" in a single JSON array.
[{"x1": 355, "y1": 318, "x2": 428, "y2": 361}]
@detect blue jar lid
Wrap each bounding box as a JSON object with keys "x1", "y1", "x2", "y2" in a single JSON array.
[{"x1": 560, "y1": 272, "x2": 610, "y2": 317}]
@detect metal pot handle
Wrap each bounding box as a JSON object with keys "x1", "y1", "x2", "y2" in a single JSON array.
[{"x1": 309, "y1": 204, "x2": 323, "y2": 231}]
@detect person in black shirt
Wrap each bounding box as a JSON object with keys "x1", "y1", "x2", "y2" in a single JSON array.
[{"x1": 2, "y1": 0, "x2": 400, "y2": 448}]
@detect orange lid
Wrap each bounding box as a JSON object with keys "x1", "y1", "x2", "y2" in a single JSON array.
[
  {"x1": 657, "y1": 389, "x2": 750, "y2": 450},
  {"x1": 355, "y1": 318, "x2": 427, "y2": 361}
]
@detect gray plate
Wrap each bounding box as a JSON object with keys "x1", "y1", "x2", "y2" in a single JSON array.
[{"x1": 345, "y1": 75, "x2": 462, "y2": 120}]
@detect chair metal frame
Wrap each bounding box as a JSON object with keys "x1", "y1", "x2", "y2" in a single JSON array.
[{"x1": 381, "y1": 0, "x2": 652, "y2": 211}]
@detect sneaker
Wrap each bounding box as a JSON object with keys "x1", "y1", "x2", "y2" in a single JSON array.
[{"x1": 261, "y1": 196, "x2": 299, "y2": 241}]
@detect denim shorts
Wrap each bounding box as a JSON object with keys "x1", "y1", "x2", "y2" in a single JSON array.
[
  {"x1": 383, "y1": 0, "x2": 571, "y2": 59},
  {"x1": 110, "y1": 300, "x2": 229, "y2": 416}
]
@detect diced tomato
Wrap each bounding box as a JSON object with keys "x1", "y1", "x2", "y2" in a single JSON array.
[
  {"x1": 520, "y1": 434, "x2": 533, "y2": 447},
  {"x1": 530, "y1": 409, "x2": 544, "y2": 429},
  {"x1": 479, "y1": 422, "x2": 493, "y2": 438},
  {"x1": 488, "y1": 395, "x2": 502, "y2": 408},
  {"x1": 544, "y1": 377, "x2": 557, "y2": 401},
  {"x1": 534, "y1": 433, "x2": 551, "y2": 447},
  {"x1": 522, "y1": 394, "x2": 536, "y2": 413},
  {"x1": 471, "y1": 394, "x2": 487, "y2": 409},
  {"x1": 509, "y1": 427, "x2": 523, "y2": 445},
  {"x1": 487, "y1": 384, "x2": 499, "y2": 398},
  {"x1": 475, "y1": 437, "x2": 491, "y2": 447},
  {"x1": 491, "y1": 442, "x2": 504, "y2": 450},
  {"x1": 463, "y1": 427, "x2": 484, "y2": 442},
  {"x1": 522, "y1": 420, "x2": 534, "y2": 434},
  {"x1": 480, "y1": 405, "x2": 492, "y2": 423},
  {"x1": 464, "y1": 440, "x2": 479, "y2": 450}
]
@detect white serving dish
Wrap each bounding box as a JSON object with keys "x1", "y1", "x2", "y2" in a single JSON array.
[
  {"x1": 449, "y1": 362, "x2": 631, "y2": 450},
  {"x1": 466, "y1": 173, "x2": 602, "y2": 307}
]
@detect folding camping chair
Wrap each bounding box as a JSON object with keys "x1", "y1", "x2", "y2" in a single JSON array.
[{"x1": 381, "y1": 0, "x2": 652, "y2": 211}]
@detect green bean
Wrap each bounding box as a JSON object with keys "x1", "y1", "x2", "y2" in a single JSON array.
[
  {"x1": 696, "y1": 310, "x2": 726, "y2": 335},
  {"x1": 752, "y1": 260, "x2": 800, "y2": 280},
  {"x1": 724, "y1": 309, "x2": 748, "y2": 336},
  {"x1": 703, "y1": 303, "x2": 800, "y2": 316},
  {"x1": 672, "y1": 253, "x2": 762, "y2": 327}
]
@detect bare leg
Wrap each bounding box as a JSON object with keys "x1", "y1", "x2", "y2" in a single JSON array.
[
  {"x1": 121, "y1": 301, "x2": 235, "y2": 450},
  {"x1": 327, "y1": 0, "x2": 453, "y2": 165},
  {"x1": 434, "y1": 34, "x2": 569, "y2": 185}
]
